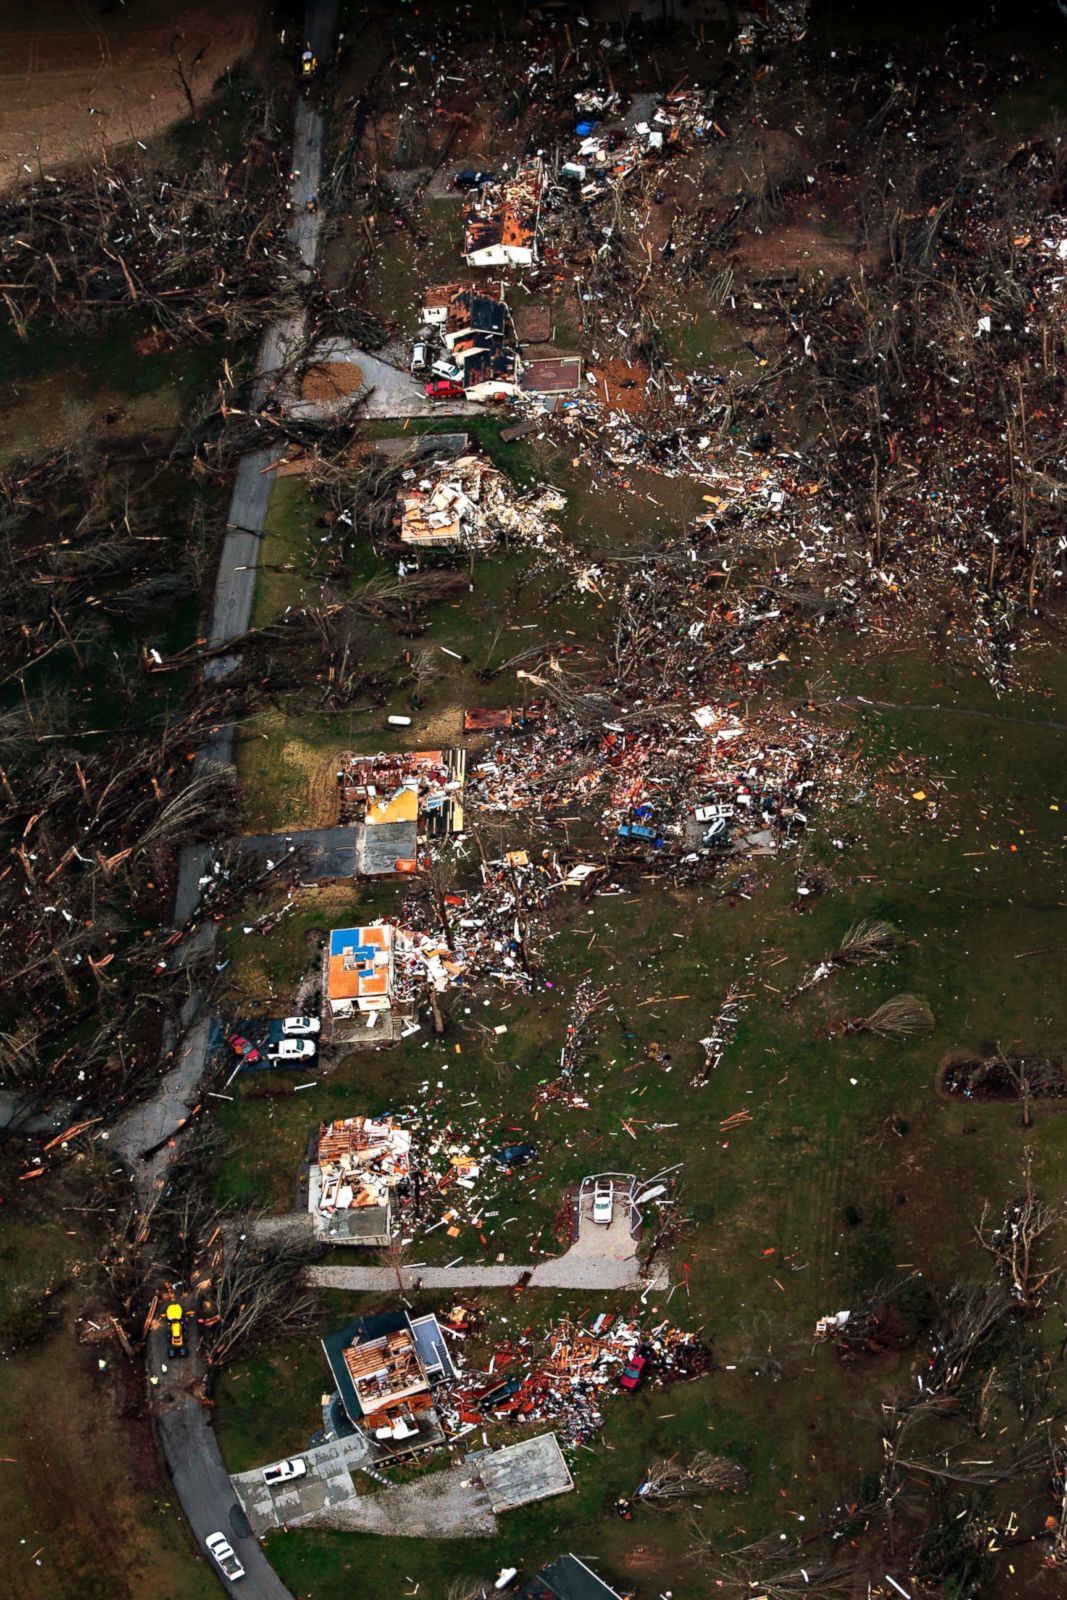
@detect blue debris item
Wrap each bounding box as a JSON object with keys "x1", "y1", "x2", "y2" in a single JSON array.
[
  {"x1": 493, "y1": 1142, "x2": 538, "y2": 1168},
  {"x1": 618, "y1": 823, "x2": 663, "y2": 846},
  {"x1": 575, "y1": 120, "x2": 597, "y2": 137}
]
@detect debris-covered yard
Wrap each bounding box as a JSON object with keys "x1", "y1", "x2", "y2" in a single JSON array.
[{"x1": 5, "y1": 3, "x2": 1067, "y2": 1600}]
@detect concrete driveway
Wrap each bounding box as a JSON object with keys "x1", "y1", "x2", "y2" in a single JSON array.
[
  {"x1": 233, "y1": 1439, "x2": 496, "y2": 1538},
  {"x1": 287, "y1": 339, "x2": 481, "y2": 422},
  {"x1": 306, "y1": 1184, "x2": 666, "y2": 1293}
]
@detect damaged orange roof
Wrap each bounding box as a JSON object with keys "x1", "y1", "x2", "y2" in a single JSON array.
[{"x1": 327, "y1": 925, "x2": 392, "y2": 1002}]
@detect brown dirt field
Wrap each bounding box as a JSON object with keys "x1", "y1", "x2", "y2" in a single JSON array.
[
  {"x1": 278, "y1": 734, "x2": 340, "y2": 828},
  {"x1": 733, "y1": 215, "x2": 866, "y2": 277},
  {"x1": 0, "y1": 1, "x2": 262, "y2": 193},
  {"x1": 415, "y1": 698, "x2": 465, "y2": 748},
  {"x1": 301, "y1": 361, "x2": 365, "y2": 402},
  {"x1": 588, "y1": 354, "x2": 652, "y2": 416}
]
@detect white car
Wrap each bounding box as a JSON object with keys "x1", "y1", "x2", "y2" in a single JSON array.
[
  {"x1": 431, "y1": 357, "x2": 463, "y2": 382},
  {"x1": 592, "y1": 1179, "x2": 614, "y2": 1225},
  {"x1": 281, "y1": 1016, "x2": 321, "y2": 1036},
  {"x1": 693, "y1": 802, "x2": 735, "y2": 824},
  {"x1": 263, "y1": 1457, "x2": 307, "y2": 1486},
  {"x1": 205, "y1": 1532, "x2": 245, "y2": 1582},
  {"x1": 411, "y1": 339, "x2": 431, "y2": 374},
  {"x1": 267, "y1": 1038, "x2": 317, "y2": 1061}
]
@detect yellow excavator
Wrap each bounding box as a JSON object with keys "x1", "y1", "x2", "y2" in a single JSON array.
[{"x1": 300, "y1": 46, "x2": 318, "y2": 80}]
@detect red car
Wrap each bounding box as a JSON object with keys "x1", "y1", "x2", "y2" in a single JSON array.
[
  {"x1": 226, "y1": 1033, "x2": 261, "y2": 1064},
  {"x1": 619, "y1": 1352, "x2": 649, "y2": 1391},
  {"x1": 425, "y1": 379, "x2": 463, "y2": 399}
]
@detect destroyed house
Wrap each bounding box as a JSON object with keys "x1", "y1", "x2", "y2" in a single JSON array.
[
  {"x1": 421, "y1": 281, "x2": 467, "y2": 325},
  {"x1": 517, "y1": 1554, "x2": 626, "y2": 1600},
  {"x1": 397, "y1": 456, "x2": 517, "y2": 550},
  {"x1": 462, "y1": 167, "x2": 541, "y2": 271},
  {"x1": 338, "y1": 749, "x2": 465, "y2": 848},
  {"x1": 464, "y1": 204, "x2": 536, "y2": 267},
  {"x1": 442, "y1": 290, "x2": 508, "y2": 350},
  {"x1": 308, "y1": 1115, "x2": 412, "y2": 1246},
  {"x1": 325, "y1": 925, "x2": 394, "y2": 1017},
  {"x1": 461, "y1": 346, "x2": 520, "y2": 403},
  {"x1": 322, "y1": 1310, "x2": 456, "y2": 1443},
  {"x1": 398, "y1": 461, "x2": 481, "y2": 548}
]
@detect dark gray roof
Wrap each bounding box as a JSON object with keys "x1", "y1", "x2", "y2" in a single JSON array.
[
  {"x1": 517, "y1": 1554, "x2": 622, "y2": 1600},
  {"x1": 240, "y1": 826, "x2": 359, "y2": 880}
]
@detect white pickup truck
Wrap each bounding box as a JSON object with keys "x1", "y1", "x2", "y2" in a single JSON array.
[{"x1": 205, "y1": 1532, "x2": 245, "y2": 1582}]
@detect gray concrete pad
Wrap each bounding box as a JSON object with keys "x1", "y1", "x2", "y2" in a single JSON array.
[
  {"x1": 308, "y1": 1463, "x2": 496, "y2": 1538},
  {"x1": 234, "y1": 1440, "x2": 497, "y2": 1539},
  {"x1": 231, "y1": 1435, "x2": 369, "y2": 1537},
  {"x1": 470, "y1": 1433, "x2": 573, "y2": 1513},
  {"x1": 287, "y1": 340, "x2": 482, "y2": 422}
]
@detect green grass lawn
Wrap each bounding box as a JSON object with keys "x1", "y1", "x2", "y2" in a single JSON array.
[
  {"x1": 252, "y1": 477, "x2": 327, "y2": 628},
  {"x1": 234, "y1": 453, "x2": 616, "y2": 834}
]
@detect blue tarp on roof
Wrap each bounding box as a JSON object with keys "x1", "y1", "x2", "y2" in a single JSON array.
[{"x1": 329, "y1": 928, "x2": 373, "y2": 959}]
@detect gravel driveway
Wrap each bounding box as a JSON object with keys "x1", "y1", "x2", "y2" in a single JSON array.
[{"x1": 310, "y1": 1464, "x2": 496, "y2": 1538}]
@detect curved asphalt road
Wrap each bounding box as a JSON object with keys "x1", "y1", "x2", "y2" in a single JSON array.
[
  {"x1": 150, "y1": 1315, "x2": 293, "y2": 1600},
  {"x1": 138, "y1": 5, "x2": 337, "y2": 1594}
]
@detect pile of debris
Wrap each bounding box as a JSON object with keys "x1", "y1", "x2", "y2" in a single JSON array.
[
  {"x1": 438, "y1": 1312, "x2": 714, "y2": 1446},
  {"x1": 465, "y1": 699, "x2": 851, "y2": 870},
  {"x1": 463, "y1": 160, "x2": 542, "y2": 270},
  {"x1": 309, "y1": 1115, "x2": 414, "y2": 1245},
  {"x1": 554, "y1": 87, "x2": 716, "y2": 207},
  {"x1": 394, "y1": 454, "x2": 565, "y2": 553},
  {"x1": 337, "y1": 748, "x2": 465, "y2": 842}
]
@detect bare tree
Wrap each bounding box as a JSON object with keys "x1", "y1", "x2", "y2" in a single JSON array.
[
  {"x1": 976, "y1": 1148, "x2": 1063, "y2": 1313},
  {"x1": 997, "y1": 1044, "x2": 1037, "y2": 1128},
  {"x1": 640, "y1": 1451, "x2": 748, "y2": 1504},
  {"x1": 171, "y1": 40, "x2": 208, "y2": 123},
  {"x1": 206, "y1": 1221, "x2": 319, "y2": 1370}
]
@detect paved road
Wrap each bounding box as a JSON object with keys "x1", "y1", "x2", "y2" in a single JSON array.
[
  {"x1": 111, "y1": 994, "x2": 213, "y2": 1186},
  {"x1": 0, "y1": 1090, "x2": 72, "y2": 1137},
  {"x1": 204, "y1": 445, "x2": 279, "y2": 673},
  {"x1": 150, "y1": 1318, "x2": 292, "y2": 1600},
  {"x1": 132, "y1": 9, "x2": 337, "y2": 1596},
  {"x1": 206, "y1": 6, "x2": 332, "y2": 671},
  {"x1": 126, "y1": 0, "x2": 339, "y2": 1174}
]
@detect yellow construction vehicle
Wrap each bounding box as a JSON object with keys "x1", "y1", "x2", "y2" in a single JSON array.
[
  {"x1": 165, "y1": 1301, "x2": 187, "y2": 1359},
  {"x1": 300, "y1": 47, "x2": 318, "y2": 80}
]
